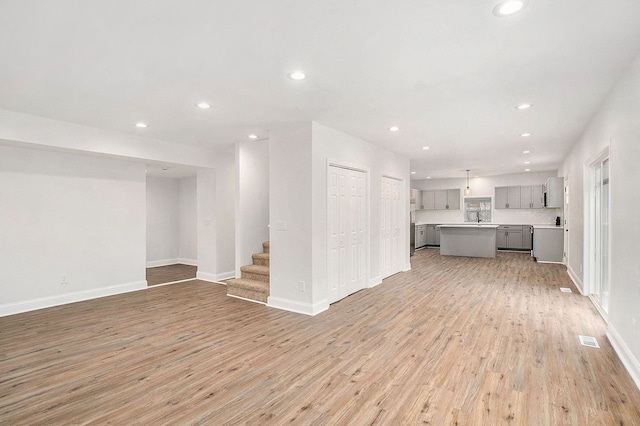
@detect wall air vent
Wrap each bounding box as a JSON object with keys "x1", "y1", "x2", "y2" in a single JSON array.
[{"x1": 560, "y1": 287, "x2": 572, "y2": 293}]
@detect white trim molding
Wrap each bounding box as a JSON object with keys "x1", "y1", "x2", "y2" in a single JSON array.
[
  {"x1": 196, "y1": 271, "x2": 218, "y2": 282},
  {"x1": 267, "y1": 296, "x2": 329, "y2": 316},
  {"x1": 146, "y1": 258, "x2": 198, "y2": 268},
  {"x1": 178, "y1": 258, "x2": 198, "y2": 266},
  {"x1": 368, "y1": 276, "x2": 383, "y2": 288},
  {"x1": 0, "y1": 280, "x2": 147, "y2": 318},
  {"x1": 567, "y1": 265, "x2": 584, "y2": 295},
  {"x1": 607, "y1": 324, "x2": 640, "y2": 391}
]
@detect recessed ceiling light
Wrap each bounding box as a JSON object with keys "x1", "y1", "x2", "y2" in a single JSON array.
[
  {"x1": 248, "y1": 134, "x2": 258, "y2": 139},
  {"x1": 516, "y1": 103, "x2": 532, "y2": 110},
  {"x1": 525, "y1": 168, "x2": 531, "y2": 172},
  {"x1": 426, "y1": 176, "x2": 431, "y2": 179},
  {"x1": 288, "y1": 71, "x2": 307, "y2": 80},
  {"x1": 135, "y1": 122, "x2": 147, "y2": 128},
  {"x1": 523, "y1": 150, "x2": 530, "y2": 154},
  {"x1": 524, "y1": 161, "x2": 531, "y2": 164},
  {"x1": 162, "y1": 166, "x2": 169, "y2": 171},
  {"x1": 197, "y1": 102, "x2": 211, "y2": 109},
  {"x1": 422, "y1": 146, "x2": 430, "y2": 150},
  {"x1": 493, "y1": 0, "x2": 527, "y2": 17},
  {"x1": 411, "y1": 171, "x2": 416, "y2": 175},
  {"x1": 389, "y1": 126, "x2": 400, "y2": 132},
  {"x1": 521, "y1": 133, "x2": 531, "y2": 137}
]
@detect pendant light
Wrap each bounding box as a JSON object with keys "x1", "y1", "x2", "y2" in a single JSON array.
[{"x1": 465, "y1": 170, "x2": 471, "y2": 196}]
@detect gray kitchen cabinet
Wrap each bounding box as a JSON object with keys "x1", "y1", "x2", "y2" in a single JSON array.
[
  {"x1": 415, "y1": 225, "x2": 427, "y2": 248},
  {"x1": 523, "y1": 226, "x2": 533, "y2": 250},
  {"x1": 497, "y1": 225, "x2": 524, "y2": 250},
  {"x1": 434, "y1": 190, "x2": 449, "y2": 209},
  {"x1": 533, "y1": 227, "x2": 564, "y2": 262},
  {"x1": 421, "y1": 190, "x2": 435, "y2": 210},
  {"x1": 495, "y1": 186, "x2": 522, "y2": 209},
  {"x1": 426, "y1": 224, "x2": 441, "y2": 246},
  {"x1": 544, "y1": 177, "x2": 564, "y2": 208},
  {"x1": 447, "y1": 189, "x2": 461, "y2": 210},
  {"x1": 421, "y1": 189, "x2": 460, "y2": 210},
  {"x1": 520, "y1": 185, "x2": 544, "y2": 209}
]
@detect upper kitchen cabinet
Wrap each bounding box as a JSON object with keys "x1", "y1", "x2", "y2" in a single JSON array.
[
  {"x1": 495, "y1": 186, "x2": 521, "y2": 209},
  {"x1": 520, "y1": 185, "x2": 544, "y2": 209},
  {"x1": 420, "y1": 189, "x2": 460, "y2": 210},
  {"x1": 544, "y1": 177, "x2": 564, "y2": 208}
]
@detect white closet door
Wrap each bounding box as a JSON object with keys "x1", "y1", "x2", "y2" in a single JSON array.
[
  {"x1": 381, "y1": 176, "x2": 402, "y2": 279},
  {"x1": 328, "y1": 165, "x2": 367, "y2": 304}
]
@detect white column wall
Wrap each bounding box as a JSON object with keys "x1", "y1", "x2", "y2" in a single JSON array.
[
  {"x1": 146, "y1": 176, "x2": 180, "y2": 266},
  {"x1": 559, "y1": 51, "x2": 640, "y2": 389},
  {"x1": 0, "y1": 145, "x2": 146, "y2": 316},
  {"x1": 178, "y1": 177, "x2": 197, "y2": 265},
  {"x1": 235, "y1": 140, "x2": 269, "y2": 277},
  {"x1": 267, "y1": 122, "x2": 410, "y2": 316}
]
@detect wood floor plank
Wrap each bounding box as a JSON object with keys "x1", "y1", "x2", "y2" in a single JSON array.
[{"x1": 1, "y1": 250, "x2": 640, "y2": 424}]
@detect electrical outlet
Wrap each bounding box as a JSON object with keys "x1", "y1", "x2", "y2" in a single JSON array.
[
  {"x1": 298, "y1": 281, "x2": 305, "y2": 292},
  {"x1": 61, "y1": 275, "x2": 68, "y2": 285}
]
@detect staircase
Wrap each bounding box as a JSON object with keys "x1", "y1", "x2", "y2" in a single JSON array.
[{"x1": 226, "y1": 241, "x2": 270, "y2": 303}]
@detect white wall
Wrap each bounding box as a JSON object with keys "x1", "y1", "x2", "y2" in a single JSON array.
[
  {"x1": 146, "y1": 176, "x2": 179, "y2": 265},
  {"x1": 178, "y1": 177, "x2": 197, "y2": 264},
  {"x1": 235, "y1": 139, "x2": 269, "y2": 276},
  {"x1": 0, "y1": 145, "x2": 146, "y2": 316},
  {"x1": 267, "y1": 122, "x2": 410, "y2": 315},
  {"x1": 145, "y1": 176, "x2": 197, "y2": 267},
  {"x1": 0, "y1": 109, "x2": 236, "y2": 307},
  {"x1": 412, "y1": 171, "x2": 560, "y2": 225},
  {"x1": 559, "y1": 51, "x2": 640, "y2": 389},
  {"x1": 268, "y1": 123, "x2": 314, "y2": 313}
]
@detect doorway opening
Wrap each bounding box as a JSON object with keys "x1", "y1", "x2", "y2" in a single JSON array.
[{"x1": 586, "y1": 149, "x2": 610, "y2": 317}]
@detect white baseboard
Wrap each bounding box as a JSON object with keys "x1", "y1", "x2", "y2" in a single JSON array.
[
  {"x1": 368, "y1": 275, "x2": 383, "y2": 288},
  {"x1": 607, "y1": 324, "x2": 640, "y2": 391},
  {"x1": 267, "y1": 296, "x2": 329, "y2": 316},
  {"x1": 0, "y1": 280, "x2": 147, "y2": 318},
  {"x1": 147, "y1": 258, "x2": 198, "y2": 268},
  {"x1": 567, "y1": 264, "x2": 584, "y2": 295},
  {"x1": 196, "y1": 271, "x2": 217, "y2": 282},
  {"x1": 403, "y1": 262, "x2": 412, "y2": 272},
  {"x1": 215, "y1": 270, "x2": 235, "y2": 281},
  {"x1": 146, "y1": 258, "x2": 179, "y2": 268}
]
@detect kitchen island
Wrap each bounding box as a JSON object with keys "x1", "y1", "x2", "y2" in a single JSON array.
[{"x1": 438, "y1": 224, "x2": 499, "y2": 258}]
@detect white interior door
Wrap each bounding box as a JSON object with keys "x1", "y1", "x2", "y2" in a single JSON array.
[
  {"x1": 328, "y1": 165, "x2": 367, "y2": 304},
  {"x1": 381, "y1": 176, "x2": 402, "y2": 279}
]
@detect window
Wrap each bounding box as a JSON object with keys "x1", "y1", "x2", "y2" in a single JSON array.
[{"x1": 464, "y1": 197, "x2": 492, "y2": 222}]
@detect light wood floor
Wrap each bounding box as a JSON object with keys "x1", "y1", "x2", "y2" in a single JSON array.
[
  {"x1": 146, "y1": 263, "x2": 197, "y2": 286},
  {"x1": 1, "y1": 250, "x2": 639, "y2": 424}
]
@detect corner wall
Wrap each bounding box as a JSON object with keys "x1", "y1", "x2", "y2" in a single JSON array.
[
  {"x1": 0, "y1": 145, "x2": 147, "y2": 316},
  {"x1": 560, "y1": 51, "x2": 640, "y2": 389}
]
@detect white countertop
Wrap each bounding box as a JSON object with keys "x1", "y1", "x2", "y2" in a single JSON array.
[
  {"x1": 415, "y1": 222, "x2": 556, "y2": 227},
  {"x1": 532, "y1": 225, "x2": 564, "y2": 229}
]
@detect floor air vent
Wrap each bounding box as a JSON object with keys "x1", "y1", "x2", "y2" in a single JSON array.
[
  {"x1": 560, "y1": 287, "x2": 572, "y2": 293},
  {"x1": 579, "y1": 335, "x2": 600, "y2": 348}
]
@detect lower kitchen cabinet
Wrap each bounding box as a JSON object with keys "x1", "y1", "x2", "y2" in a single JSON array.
[
  {"x1": 533, "y1": 227, "x2": 564, "y2": 263},
  {"x1": 426, "y1": 225, "x2": 440, "y2": 246},
  {"x1": 497, "y1": 225, "x2": 530, "y2": 251},
  {"x1": 415, "y1": 225, "x2": 427, "y2": 248}
]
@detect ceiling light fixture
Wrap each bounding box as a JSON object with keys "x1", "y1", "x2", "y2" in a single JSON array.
[
  {"x1": 493, "y1": 0, "x2": 527, "y2": 17},
  {"x1": 288, "y1": 71, "x2": 307, "y2": 80},
  {"x1": 389, "y1": 126, "x2": 400, "y2": 132},
  {"x1": 196, "y1": 102, "x2": 211, "y2": 109},
  {"x1": 411, "y1": 171, "x2": 416, "y2": 175},
  {"x1": 135, "y1": 122, "x2": 147, "y2": 128},
  {"x1": 248, "y1": 134, "x2": 258, "y2": 139},
  {"x1": 525, "y1": 168, "x2": 531, "y2": 172},
  {"x1": 162, "y1": 166, "x2": 169, "y2": 171},
  {"x1": 427, "y1": 177, "x2": 431, "y2": 179},
  {"x1": 422, "y1": 146, "x2": 430, "y2": 150},
  {"x1": 524, "y1": 161, "x2": 531, "y2": 164},
  {"x1": 516, "y1": 103, "x2": 532, "y2": 110},
  {"x1": 521, "y1": 132, "x2": 531, "y2": 137},
  {"x1": 465, "y1": 169, "x2": 471, "y2": 196},
  {"x1": 523, "y1": 150, "x2": 531, "y2": 154}
]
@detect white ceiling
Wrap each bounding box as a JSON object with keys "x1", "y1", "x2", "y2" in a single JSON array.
[{"x1": 1, "y1": 1, "x2": 639, "y2": 180}]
